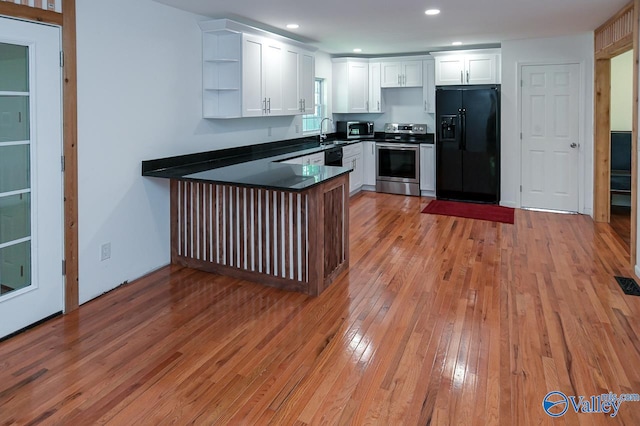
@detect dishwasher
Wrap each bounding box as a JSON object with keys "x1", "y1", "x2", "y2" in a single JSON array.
[{"x1": 324, "y1": 146, "x2": 344, "y2": 166}]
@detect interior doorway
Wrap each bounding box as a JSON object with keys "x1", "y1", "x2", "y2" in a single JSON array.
[
  {"x1": 609, "y1": 50, "x2": 634, "y2": 247},
  {"x1": 593, "y1": 1, "x2": 637, "y2": 267}
]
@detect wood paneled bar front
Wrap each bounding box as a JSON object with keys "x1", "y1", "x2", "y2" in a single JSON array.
[
  {"x1": 143, "y1": 140, "x2": 352, "y2": 296},
  {"x1": 170, "y1": 174, "x2": 349, "y2": 296}
]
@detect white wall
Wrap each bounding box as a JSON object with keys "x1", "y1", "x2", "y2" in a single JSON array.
[
  {"x1": 76, "y1": 0, "x2": 312, "y2": 303},
  {"x1": 333, "y1": 88, "x2": 436, "y2": 133},
  {"x1": 611, "y1": 50, "x2": 633, "y2": 131},
  {"x1": 501, "y1": 33, "x2": 594, "y2": 214}
]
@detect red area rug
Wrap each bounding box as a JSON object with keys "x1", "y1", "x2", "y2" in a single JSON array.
[{"x1": 421, "y1": 200, "x2": 515, "y2": 224}]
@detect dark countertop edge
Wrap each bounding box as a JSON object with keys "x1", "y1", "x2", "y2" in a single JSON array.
[
  {"x1": 178, "y1": 167, "x2": 352, "y2": 193},
  {"x1": 142, "y1": 133, "x2": 435, "y2": 180},
  {"x1": 142, "y1": 136, "x2": 323, "y2": 177}
]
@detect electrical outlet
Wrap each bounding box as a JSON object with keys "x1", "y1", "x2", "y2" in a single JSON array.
[{"x1": 100, "y1": 242, "x2": 111, "y2": 261}]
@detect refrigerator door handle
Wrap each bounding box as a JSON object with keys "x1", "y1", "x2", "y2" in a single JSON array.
[
  {"x1": 457, "y1": 111, "x2": 464, "y2": 150},
  {"x1": 461, "y1": 109, "x2": 467, "y2": 150}
]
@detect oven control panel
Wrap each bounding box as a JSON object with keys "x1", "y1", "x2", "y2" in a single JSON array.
[{"x1": 384, "y1": 123, "x2": 428, "y2": 135}]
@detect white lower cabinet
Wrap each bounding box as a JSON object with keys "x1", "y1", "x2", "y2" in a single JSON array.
[
  {"x1": 307, "y1": 152, "x2": 324, "y2": 165},
  {"x1": 420, "y1": 144, "x2": 435, "y2": 194},
  {"x1": 362, "y1": 141, "x2": 376, "y2": 187},
  {"x1": 281, "y1": 152, "x2": 324, "y2": 165},
  {"x1": 343, "y1": 143, "x2": 364, "y2": 194}
]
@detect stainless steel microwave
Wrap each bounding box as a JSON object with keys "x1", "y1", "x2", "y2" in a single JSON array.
[{"x1": 336, "y1": 121, "x2": 375, "y2": 139}]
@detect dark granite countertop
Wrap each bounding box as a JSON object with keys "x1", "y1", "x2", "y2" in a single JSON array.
[
  {"x1": 141, "y1": 133, "x2": 434, "y2": 192},
  {"x1": 142, "y1": 136, "x2": 353, "y2": 192}
]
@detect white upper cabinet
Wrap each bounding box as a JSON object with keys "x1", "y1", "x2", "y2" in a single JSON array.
[
  {"x1": 433, "y1": 49, "x2": 501, "y2": 85},
  {"x1": 300, "y1": 51, "x2": 315, "y2": 114},
  {"x1": 369, "y1": 62, "x2": 383, "y2": 113},
  {"x1": 199, "y1": 19, "x2": 316, "y2": 119},
  {"x1": 347, "y1": 62, "x2": 369, "y2": 113},
  {"x1": 282, "y1": 47, "x2": 315, "y2": 115},
  {"x1": 423, "y1": 58, "x2": 435, "y2": 114},
  {"x1": 332, "y1": 59, "x2": 370, "y2": 114},
  {"x1": 333, "y1": 55, "x2": 431, "y2": 114},
  {"x1": 465, "y1": 53, "x2": 499, "y2": 85},
  {"x1": 283, "y1": 47, "x2": 301, "y2": 115},
  {"x1": 381, "y1": 60, "x2": 423, "y2": 87},
  {"x1": 242, "y1": 35, "x2": 268, "y2": 117},
  {"x1": 243, "y1": 35, "x2": 286, "y2": 116},
  {"x1": 435, "y1": 55, "x2": 465, "y2": 85}
]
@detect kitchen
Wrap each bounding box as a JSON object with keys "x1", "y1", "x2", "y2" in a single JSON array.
[{"x1": 139, "y1": 17, "x2": 501, "y2": 294}]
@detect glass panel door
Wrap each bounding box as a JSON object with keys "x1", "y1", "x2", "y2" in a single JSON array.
[
  {"x1": 0, "y1": 17, "x2": 63, "y2": 339},
  {"x1": 0, "y1": 42, "x2": 31, "y2": 297}
]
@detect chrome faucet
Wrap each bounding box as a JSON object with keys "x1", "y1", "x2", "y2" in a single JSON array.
[{"x1": 319, "y1": 117, "x2": 332, "y2": 143}]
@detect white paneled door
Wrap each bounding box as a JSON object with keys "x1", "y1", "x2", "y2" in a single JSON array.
[
  {"x1": 521, "y1": 64, "x2": 580, "y2": 212},
  {"x1": 0, "y1": 18, "x2": 63, "y2": 339}
]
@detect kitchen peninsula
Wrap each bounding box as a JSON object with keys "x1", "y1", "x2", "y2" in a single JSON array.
[{"x1": 142, "y1": 140, "x2": 351, "y2": 296}]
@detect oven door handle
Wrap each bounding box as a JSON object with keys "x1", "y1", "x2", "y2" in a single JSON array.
[{"x1": 376, "y1": 143, "x2": 419, "y2": 150}]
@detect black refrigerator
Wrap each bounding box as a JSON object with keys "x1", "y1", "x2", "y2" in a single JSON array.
[{"x1": 436, "y1": 85, "x2": 500, "y2": 203}]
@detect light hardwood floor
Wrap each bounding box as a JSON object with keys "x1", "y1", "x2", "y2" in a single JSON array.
[{"x1": 1, "y1": 192, "x2": 640, "y2": 425}]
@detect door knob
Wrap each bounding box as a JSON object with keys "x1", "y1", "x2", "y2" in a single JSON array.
[{"x1": 570, "y1": 143, "x2": 577, "y2": 148}]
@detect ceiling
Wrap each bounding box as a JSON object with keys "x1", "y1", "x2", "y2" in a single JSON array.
[{"x1": 154, "y1": 0, "x2": 628, "y2": 55}]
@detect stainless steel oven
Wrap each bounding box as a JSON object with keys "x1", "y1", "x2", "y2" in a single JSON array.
[
  {"x1": 376, "y1": 143, "x2": 420, "y2": 196},
  {"x1": 375, "y1": 123, "x2": 429, "y2": 196}
]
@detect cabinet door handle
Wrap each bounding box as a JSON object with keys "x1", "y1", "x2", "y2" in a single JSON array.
[
  {"x1": 377, "y1": 101, "x2": 380, "y2": 111},
  {"x1": 303, "y1": 99, "x2": 306, "y2": 110},
  {"x1": 460, "y1": 70, "x2": 463, "y2": 84},
  {"x1": 263, "y1": 98, "x2": 267, "y2": 113},
  {"x1": 424, "y1": 100, "x2": 427, "y2": 111},
  {"x1": 268, "y1": 98, "x2": 271, "y2": 113},
  {"x1": 398, "y1": 75, "x2": 401, "y2": 85},
  {"x1": 403, "y1": 74, "x2": 406, "y2": 85},
  {"x1": 466, "y1": 70, "x2": 469, "y2": 83}
]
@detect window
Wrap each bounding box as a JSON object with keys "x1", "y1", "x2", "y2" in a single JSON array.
[{"x1": 302, "y1": 78, "x2": 324, "y2": 133}]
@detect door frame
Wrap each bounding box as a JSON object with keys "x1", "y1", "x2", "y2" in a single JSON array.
[
  {"x1": 593, "y1": 0, "x2": 638, "y2": 267},
  {"x1": 0, "y1": 1, "x2": 78, "y2": 312},
  {"x1": 517, "y1": 60, "x2": 588, "y2": 214}
]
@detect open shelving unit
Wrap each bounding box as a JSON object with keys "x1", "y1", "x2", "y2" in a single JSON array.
[{"x1": 202, "y1": 30, "x2": 242, "y2": 118}]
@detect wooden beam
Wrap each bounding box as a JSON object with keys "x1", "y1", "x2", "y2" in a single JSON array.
[
  {"x1": 631, "y1": 0, "x2": 639, "y2": 265},
  {"x1": 0, "y1": 1, "x2": 62, "y2": 25},
  {"x1": 595, "y1": 34, "x2": 633, "y2": 60},
  {"x1": 62, "y1": 0, "x2": 79, "y2": 311},
  {"x1": 593, "y1": 59, "x2": 611, "y2": 223}
]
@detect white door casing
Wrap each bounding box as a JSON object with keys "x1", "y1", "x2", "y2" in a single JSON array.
[
  {"x1": 520, "y1": 63, "x2": 581, "y2": 212},
  {"x1": 0, "y1": 18, "x2": 63, "y2": 339}
]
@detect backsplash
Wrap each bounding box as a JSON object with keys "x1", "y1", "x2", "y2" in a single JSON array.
[{"x1": 332, "y1": 87, "x2": 435, "y2": 134}]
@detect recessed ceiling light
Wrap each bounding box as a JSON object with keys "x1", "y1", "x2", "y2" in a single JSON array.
[
  {"x1": 452, "y1": 41, "x2": 462, "y2": 46},
  {"x1": 286, "y1": 24, "x2": 299, "y2": 29},
  {"x1": 353, "y1": 48, "x2": 362, "y2": 53},
  {"x1": 425, "y1": 9, "x2": 440, "y2": 15}
]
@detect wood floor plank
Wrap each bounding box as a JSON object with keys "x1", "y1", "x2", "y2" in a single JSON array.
[{"x1": 2, "y1": 193, "x2": 640, "y2": 424}]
